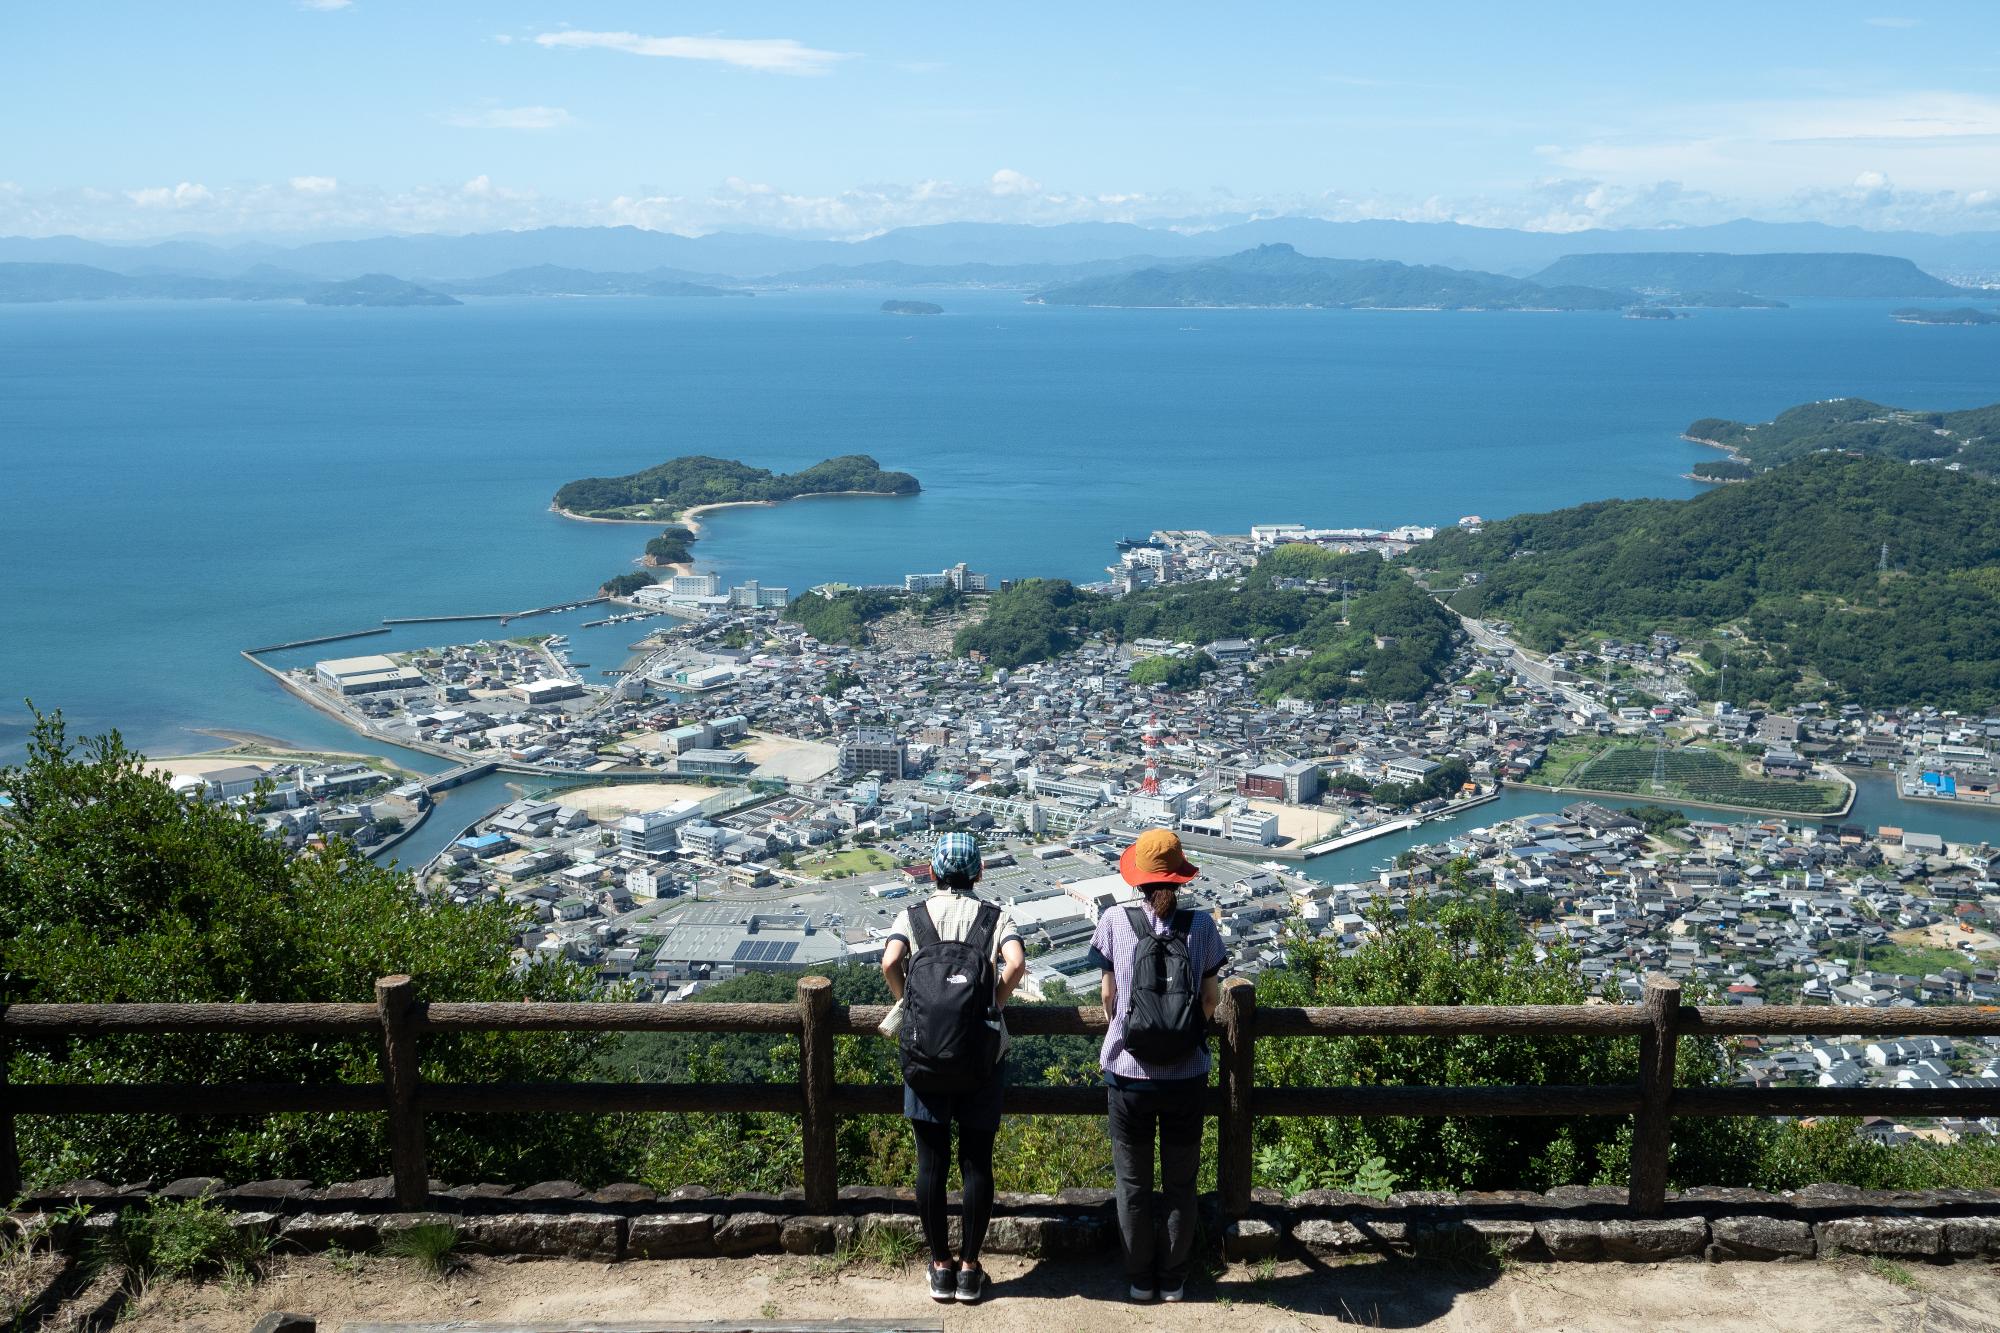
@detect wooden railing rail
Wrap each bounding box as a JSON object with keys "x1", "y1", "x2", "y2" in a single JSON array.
[{"x1": 3, "y1": 974, "x2": 1998, "y2": 1216}]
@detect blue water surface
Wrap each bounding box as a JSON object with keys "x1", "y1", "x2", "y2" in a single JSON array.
[{"x1": 4, "y1": 290, "x2": 1998, "y2": 765}]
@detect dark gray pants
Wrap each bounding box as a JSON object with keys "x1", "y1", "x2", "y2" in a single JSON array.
[{"x1": 1107, "y1": 1082, "x2": 1203, "y2": 1288}]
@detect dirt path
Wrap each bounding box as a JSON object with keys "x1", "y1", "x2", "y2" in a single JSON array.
[{"x1": 116, "y1": 1252, "x2": 2000, "y2": 1332}]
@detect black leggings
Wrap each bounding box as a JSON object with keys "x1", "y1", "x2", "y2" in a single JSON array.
[{"x1": 911, "y1": 1117, "x2": 997, "y2": 1264}]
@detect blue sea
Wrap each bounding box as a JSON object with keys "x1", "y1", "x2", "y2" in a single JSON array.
[{"x1": 6, "y1": 289, "x2": 2000, "y2": 857}]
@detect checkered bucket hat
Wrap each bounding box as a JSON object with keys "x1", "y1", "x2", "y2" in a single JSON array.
[{"x1": 931, "y1": 831, "x2": 983, "y2": 881}]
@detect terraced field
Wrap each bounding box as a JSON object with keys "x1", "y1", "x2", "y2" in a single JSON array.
[{"x1": 1569, "y1": 744, "x2": 1847, "y2": 814}]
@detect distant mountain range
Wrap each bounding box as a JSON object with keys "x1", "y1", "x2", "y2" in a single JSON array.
[
  {"x1": 0, "y1": 262, "x2": 459, "y2": 306},
  {"x1": 6, "y1": 238, "x2": 1973, "y2": 309},
  {"x1": 8, "y1": 216, "x2": 2000, "y2": 282},
  {"x1": 1033, "y1": 244, "x2": 1630, "y2": 310},
  {"x1": 432, "y1": 265, "x2": 748, "y2": 298},
  {"x1": 1530, "y1": 252, "x2": 1960, "y2": 299}
]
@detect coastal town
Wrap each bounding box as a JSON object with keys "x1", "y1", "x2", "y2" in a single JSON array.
[{"x1": 176, "y1": 510, "x2": 2000, "y2": 1157}]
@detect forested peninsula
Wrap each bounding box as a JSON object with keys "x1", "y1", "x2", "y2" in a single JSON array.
[
  {"x1": 1410, "y1": 454, "x2": 2000, "y2": 710},
  {"x1": 1685, "y1": 396, "x2": 2000, "y2": 478},
  {"x1": 555, "y1": 454, "x2": 921, "y2": 522}
]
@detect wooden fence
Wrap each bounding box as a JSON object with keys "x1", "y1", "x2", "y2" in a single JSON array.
[{"x1": 4, "y1": 975, "x2": 1998, "y2": 1218}]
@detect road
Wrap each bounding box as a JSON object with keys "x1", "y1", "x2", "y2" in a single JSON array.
[{"x1": 1456, "y1": 614, "x2": 1606, "y2": 716}]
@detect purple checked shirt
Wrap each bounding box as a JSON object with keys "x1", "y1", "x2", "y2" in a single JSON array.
[{"x1": 1087, "y1": 901, "x2": 1228, "y2": 1082}]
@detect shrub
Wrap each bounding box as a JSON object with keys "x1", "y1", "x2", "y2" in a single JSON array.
[{"x1": 95, "y1": 1197, "x2": 267, "y2": 1283}]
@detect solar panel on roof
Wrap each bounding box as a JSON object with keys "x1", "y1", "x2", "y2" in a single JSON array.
[
  {"x1": 731, "y1": 940, "x2": 757, "y2": 962},
  {"x1": 776, "y1": 941, "x2": 797, "y2": 962}
]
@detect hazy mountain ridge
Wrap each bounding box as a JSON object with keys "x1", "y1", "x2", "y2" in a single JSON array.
[
  {"x1": 6, "y1": 216, "x2": 2000, "y2": 282},
  {"x1": 0, "y1": 262, "x2": 457, "y2": 306},
  {"x1": 433, "y1": 265, "x2": 748, "y2": 298},
  {"x1": 1532, "y1": 252, "x2": 1961, "y2": 299},
  {"x1": 1034, "y1": 244, "x2": 1631, "y2": 310}
]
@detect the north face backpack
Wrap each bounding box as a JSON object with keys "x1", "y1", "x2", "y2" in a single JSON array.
[
  {"x1": 900, "y1": 900, "x2": 1002, "y2": 1093},
  {"x1": 1121, "y1": 906, "x2": 1205, "y2": 1063}
]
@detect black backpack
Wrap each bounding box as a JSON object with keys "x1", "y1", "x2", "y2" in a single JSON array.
[
  {"x1": 900, "y1": 899, "x2": 1002, "y2": 1093},
  {"x1": 1121, "y1": 906, "x2": 1205, "y2": 1063}
]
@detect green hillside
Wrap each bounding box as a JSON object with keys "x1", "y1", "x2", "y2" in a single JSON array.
[
  {"x1": 955, "y1": 546, "x2": 1462, "y2": 702},
  {"x1": 1411, "y1": 454, "x2": 2000, "y2": 709},
  {"x1": 1686, "y1": 397, "x2": 2000, "y2": 477},
  {"x1": 1035, "y1": 244, "x2": 1627, "y2": 311},
  {"x1": 554, "y1": 454, "x2": 920, "y2": 521}
]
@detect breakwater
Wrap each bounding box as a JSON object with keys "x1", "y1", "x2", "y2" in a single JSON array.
[{"x1": 245, "y1": 626, "x2": 391, "y2": 654}]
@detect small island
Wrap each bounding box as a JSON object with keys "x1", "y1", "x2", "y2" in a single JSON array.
[
  {"x1": 556, "y1": 454, "x2": 921, "y2": 592},
  {"x1": 881, "y1": 300, "x2": 943, "y2": 315},
  {"x1": 303, "y1": 273, "x2": 461, "y2": 307},
  {"x1": 555, "y1": 454, "x2": 921, "y2": 523},
  {"x1": 1624, "y1": 306, "x2": 1685, "y2": 320},
  {"x1": 1664, "y1": 290, "x2": 1788, "y2": 309},
  {"x1": 1892, "y1": 307, "x2": 2000, "y2": 326}
]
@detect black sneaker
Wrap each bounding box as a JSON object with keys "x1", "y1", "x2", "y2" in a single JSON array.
[
  {"x1": 927, "y1": 1263, "x2": 957, "y2": 1302},
  {"x1": 956, "y1": 1264, "x2": 985, "y2": 1303}
]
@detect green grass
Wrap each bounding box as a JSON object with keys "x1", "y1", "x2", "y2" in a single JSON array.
[
  {"x1": 1557, "y1": 743, "x2": 1846, "y2": 814},
  {"x1": 1859, "y1": 941, "x2": 1978, "y2": 977},
  {"x1": 1864, "y1": 1256, "x2": 1919, "y2": 1288},
  {"x1": 1534, "y1": 735, "x2": 1616, "y2": 786},
  {"x1": 799, "y1": 848, "x2": 897, "y2": 879},
  {"x1": 381, "y1": 1221, "x2": 463, "y2": 1276}
]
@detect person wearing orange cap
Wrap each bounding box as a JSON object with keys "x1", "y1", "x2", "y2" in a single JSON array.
[{"x1": 1087, "y1": 827, "x2": 1227, "y2": 1303}]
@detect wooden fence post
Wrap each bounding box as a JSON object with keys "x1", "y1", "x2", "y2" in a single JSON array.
[
  {"x1": 0, "y1": 1005, "x2": 19, "y2": 1202},
  {"x1": 1629, "y1": 973, "x2": 1681, "y2": 1216},
  {"x1": 375, "y1": 975, "x2": 429, "y2": 1210},
  {"x1": 797, "y1": 975, "x2": 837, "y2": 1213},
  {"x1": 1218, "y1": 978, "x2": 1257, "y2": 1219}
]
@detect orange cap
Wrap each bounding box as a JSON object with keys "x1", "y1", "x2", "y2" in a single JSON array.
[{"x1": 1119, "y1": 828, "x2": 1200, "y2": 887}]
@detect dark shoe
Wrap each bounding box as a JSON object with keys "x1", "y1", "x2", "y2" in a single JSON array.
[
  {"x1": 956, "y1": 1264, "x2": 985, "y2": 1303},
  {"x1": 927, "y1": 1263, "x2": 956, "y2": 1302},
  {"x1": 1128, "y1": 1282, "x2": 1157, "y2": 1302},
  {"x1": 1160, "y1": 1284, "x2": 1186, "y2": 1303}
]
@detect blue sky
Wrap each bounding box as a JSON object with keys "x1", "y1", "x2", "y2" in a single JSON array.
[{"x1": 5, "y1": 2, "x2": 2000, "y2": 238}]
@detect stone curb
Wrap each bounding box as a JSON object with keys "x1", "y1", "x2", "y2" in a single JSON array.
[{"x1": 12, "y1": 1181, "x2": 2000, "y2": 1265}]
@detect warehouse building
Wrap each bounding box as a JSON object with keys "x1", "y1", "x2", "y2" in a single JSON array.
[{"x1": 315, "y1": 654, "x2": 426, "y2": 695}]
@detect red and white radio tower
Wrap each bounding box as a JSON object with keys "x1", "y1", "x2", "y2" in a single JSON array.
[{"x1": 1139, "y1": 713, "x2": 1161, "y2": 795}]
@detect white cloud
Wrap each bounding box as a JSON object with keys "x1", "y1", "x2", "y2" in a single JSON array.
[
  {"x1": 446, "y1": 105, "x2": 574, "y2": 130},
  {"x1": 987, "y1": 168, "x2": 1041, "y2": 197},
  {"x1": 289, "y1": 175, "x2": 338, "y2": 195},
  {"x1": 1536, "y1": 91, "x2": 2000, "y2": 198},
  {"x1": 125, "y1": 182, "x2": 212, "y2": 209},
  {"x1": 532, "y1": 30, "x2": 850, "y2": 74}
]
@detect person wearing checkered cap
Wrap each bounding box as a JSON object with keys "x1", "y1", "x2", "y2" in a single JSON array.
[{"x1": 881, "y1": 831, "x2": 1026, "y2": 1304}]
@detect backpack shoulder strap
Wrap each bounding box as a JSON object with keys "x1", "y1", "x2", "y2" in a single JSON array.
[
  {"x1": 1169, "y1": 909, "x2": 1194, "y2": 938},
  {"x1": 967, "y1": 901, "x2": 1001, "y2": 957},
  {"x1": 908, "y1": 900, "x2": 942, "y2": 952},
  {"x1": 1123, "y1": 904, "x2": 1151, "y2": 938}
]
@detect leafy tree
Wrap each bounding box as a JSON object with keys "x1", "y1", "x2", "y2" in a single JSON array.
[
  {"x1": 1253, "y1": 876, "x2": 1764, "y2": 1192},
  {"x1": 1127, "y1": 653, "x2": 1216, "y2": 690},
  {"x1": 953, "y1": 580, "x2": 1086, "y2": 668},
  {"x1": 1627, "y1": 804, "x2": 1691, "y2": 837},
  {"x1": 784, "y1": 590, "x2": 901, "y2": 646},
  {"x1": 644, "y1": 532, "x2": 692, "y2": 565},
  {"x1": 602, "y1": 571, "x2": 657, "y2": 598},
  {"x1": 0, "y1": 713, "x2": 620, "y2": 1187}
]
